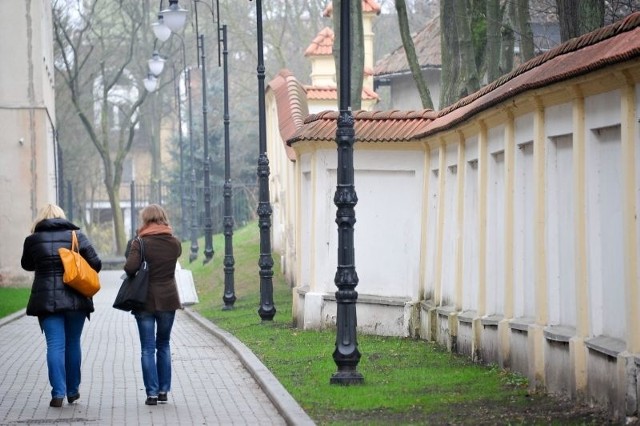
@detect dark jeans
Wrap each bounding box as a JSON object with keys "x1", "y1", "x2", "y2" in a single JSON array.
[{"x1": 134, "y1": 310, "x2": 176, "y2": 397}]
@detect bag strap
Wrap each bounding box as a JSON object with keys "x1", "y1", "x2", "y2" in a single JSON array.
[
  {"x1": 136, "y1": 237, "x2": 146, "y2": 263},
  {"x1": 71, "y1": 230, "x2": 79, "y2": 253}
]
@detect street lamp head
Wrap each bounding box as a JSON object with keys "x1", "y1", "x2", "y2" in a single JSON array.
[
  {"x1": 143, "y1": 74, "x2": 159, "y2": 92},
  {"x1": 161, "y1": 0, "x2": 188, "y2": 33},
  {"x1": 151, "y1": 15, "x2": 172, "y2": 42},
  {"x1": 148, "y1": 51, "x2": 166, "y2": 77}
]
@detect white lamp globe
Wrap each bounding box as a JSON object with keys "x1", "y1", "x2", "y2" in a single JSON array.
[
  {"x1": 152, "y1": 16, "x2": 171, "y2": 42},
  {"x1": 143, "y1": 74, "x2": 158, "y2": 92},
  {"x1": 148, "y1": 52, "x2": 165, "y2": 77},
  {"x1": 161, "y1": 1, "x2": 188, "y2": 33}
]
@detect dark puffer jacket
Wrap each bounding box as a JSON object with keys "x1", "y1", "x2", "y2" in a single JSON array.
[{"x1": 21, "y1": 218, "x2": 102, "y2": 318}]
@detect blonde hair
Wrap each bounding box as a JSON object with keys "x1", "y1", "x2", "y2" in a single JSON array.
[
  {"x1": 139, "y1": 204, "x2": 170, "y2": 228},
  {"x1": 31, "y1": 204, "x2": 66, "y2": 233}
]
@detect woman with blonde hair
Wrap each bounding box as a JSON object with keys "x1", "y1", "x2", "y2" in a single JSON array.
[
  {"x1": 124, "y1": 204, "x2": 182, "y2": 405},
  {"x1": 21, "y1": 203, "x2": 102, "y2": 407}
]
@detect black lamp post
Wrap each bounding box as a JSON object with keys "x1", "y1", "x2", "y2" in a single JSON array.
[
  {"x1": 252, "y1": 0, "x2": 275, "y2": 321},
  {"x1": 220, "y1": 23, "x2": 236, "y2": 310},
  {"x1": 173, "y1": 64, "x2": 188, "y2": 239},
  {"x1": 330, "y1": 0, "x2": 363, "y2": 385},
  {"x1": 187, "y1": 68, "x2": 199, "y2": 262},
  {"x1": 197, "y1": 33, "x2": 215, "y2": 264}
]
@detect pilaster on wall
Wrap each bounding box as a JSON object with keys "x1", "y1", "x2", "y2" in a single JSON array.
[
  {"x1": 477, "y1": 122, "x2": 488, "y2": 316},
  {"x1": 503, "y1": 111, "x2": 515, "y2": 320},
  {"x1": 531, "y1": 97, "x2": 547, "y2": 387},
  {"x1": 454, "y1": 132, "x2": 466, "y2": 311},
  {"x1": 569, "y1": 336, "x2": 588, "y2": 399},
  {"x1": 434, "y1": 139, "x2": 446, "y2": 305},
  {"x1": 570, "y1": 85, "x2": 590, "y2": 396},
  {"x1": 419, "y1": 144, "x2": 432, "y2": 300}
]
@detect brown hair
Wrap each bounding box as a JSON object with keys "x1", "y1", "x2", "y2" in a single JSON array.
[
  {"x1": 31, "y1": 204, "x2": 66, "y2": 233},
  {"x1": 139, "y1": 204, "x2": 170, "y2": 228}
]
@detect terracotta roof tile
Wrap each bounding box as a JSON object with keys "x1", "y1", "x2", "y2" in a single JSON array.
[
  {"x1": 323, "y1": 0, "x2": 381, "y2": 17},
  {"x1": 266, "y1": 69, "x2": 309, "y2": 160},
  {"x1": 374, "y1": 14, "x2": 441, "y2": 76},
  {"x1": 423, "y1": 11, "x2": 640, "y2": 137},
  {"x1": 305, "y1": 86, "x2": 335, "y2": 100},
  {"x1": 287, "y1": 109, "x2": 436, "y2": 145},
  {"x1": 304, "y1": 27, "x2": 334, "y2": 57},
  {"x1": 305, "y1": 85, "x2": 379, "y2": 101}
]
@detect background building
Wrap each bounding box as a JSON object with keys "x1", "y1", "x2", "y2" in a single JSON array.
[{"x1": 0, "y1": 0, "x2": 57, "y2": 283}]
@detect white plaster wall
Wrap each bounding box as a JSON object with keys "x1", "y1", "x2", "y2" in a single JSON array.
[
  {"x1": 462, "y1": 138, "x2": 479, "y2": 311},
  {"x1": 322, "y1": 149, "x2": 424, "y2": 299},
  {"x1": 302, "y1": 147, "x2": 425, "y2": 300},
  {"x1": 424, "y1": 153, "x2": 440, "y2": 300},
  {"x1": 486, "y1": 127, "x2": 505, "y2": 316},
  {"x1": 514, "y1": 114, "x2": 535, "y2": 319},
  {"x1": 299, "y1": 155, "x2": 313, "y2": 290},
  {"x1": 586, "y1": 122, "x2": 625, "y2": 340},
  {"x1": 546, "y1": 133, "x2": 576, "y2": 327},
  {"x1": 585, "y1": 91, "x2": 625, "y2": 340},
  {"x1": 513, "y1": 141, "x2": 535, "y2": 318},
  {"x1": 441, "y1": 143, "x2": 459, "y2": 305},
  {"x1": 389, "y1": 71, "x2": 442, "y2": 111},
  {"x1": 312, "y1": 149, "x2": 336, "y2": 294},
  {"x1": 266, "y1": 94, "x2": 284, "y2": 255}
]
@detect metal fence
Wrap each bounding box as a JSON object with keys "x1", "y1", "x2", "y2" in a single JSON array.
[{"x1": 128, "y1": 180, "x2": 259, "y2": 241}]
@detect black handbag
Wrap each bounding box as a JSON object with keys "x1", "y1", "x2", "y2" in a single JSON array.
[{"x1": 113, "y1": 237, "x2": 149, "y2": 311}]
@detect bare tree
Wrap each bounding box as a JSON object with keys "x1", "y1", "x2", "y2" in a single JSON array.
[
  {"x1": 440, "y1": 0, "x2": 461, "y2": 108},
  {"x1": 485, "y1": 0, "x2": 506, "y2": 82},
  {"x1": 556, "y1": 0, "x2": 605, "y2": 42},
  {"x1": 515, "y1": 0, "x2": 535, "y2": 62},
  {"x1": 53, "y1": 0, "x2": 153, "y2": 254},
  {"x1": 454, "y1": 0, "x2": 480, "y2": 98},
  {"x1": 395, "y1": 0, "x2": 433, "y2": 109}
]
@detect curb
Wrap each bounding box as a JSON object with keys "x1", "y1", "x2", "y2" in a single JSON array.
[
  {"x1": 183, "y1": 308, "x2": 316, "y2": 426},
  {"x1": 0, "y1": 308, "x2": 26, "y2": 328}
]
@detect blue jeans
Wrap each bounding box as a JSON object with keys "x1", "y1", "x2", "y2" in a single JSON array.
[
  {"x1": 41, "y1": 311, "x2": 87, "y2": 399},
  {"x1": 134, "y1": 311, "x2": 176, "y2": 397}
]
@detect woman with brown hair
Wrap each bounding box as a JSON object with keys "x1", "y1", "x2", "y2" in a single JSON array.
[{"x1": 124, "y1": 204, "x2": 182, "y2": 405}]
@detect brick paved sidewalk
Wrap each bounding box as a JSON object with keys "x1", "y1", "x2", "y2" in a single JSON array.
[{"x1": 0, "y1": 271, "x2": 314, "y2": 425}]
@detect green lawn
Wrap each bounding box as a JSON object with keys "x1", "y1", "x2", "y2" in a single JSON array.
[
  {"x1": 179, "y1": 223, "x2": 608, "y2": 425},
  {"x1": 0, "y1": 288, "x2": 30, "y2": 317}
]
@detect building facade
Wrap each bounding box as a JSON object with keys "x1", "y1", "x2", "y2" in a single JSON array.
[{"x1": 0, "y1": 0, "x2": 57, "y2": 283}]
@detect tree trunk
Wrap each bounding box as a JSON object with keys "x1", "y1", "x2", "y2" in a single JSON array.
[
  {"x1": 501, "y1": 1, "x2": 515, "y2": 74},
  {"x1": 454, "y1": 0, "x2": 480, "y2": 98},
  {"x1": 486, "y1": 0, "x2": 502, "y2": 82},
  {"x1": 396, "y1": 0, "x2": 433, "y2": 109},
  {"x1": 556, "y1": 0, "x2": 579, "y2": 41},
  {"x1": 515, "y1": 0, "x2": 534, "y2": 62},
  {"x1": 557, "y1": 0, "x2": 605, "y2": 42},
  {"x1": 440, "y1": 0, "x2": 461, "y2": 108},
  {"x1": 578, "y1": 0, "x2": 605, "y2": 35}
]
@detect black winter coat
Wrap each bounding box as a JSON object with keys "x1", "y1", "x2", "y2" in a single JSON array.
[{"x1": 21, "y1": 218, "x2": 102, "y2": 318}]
